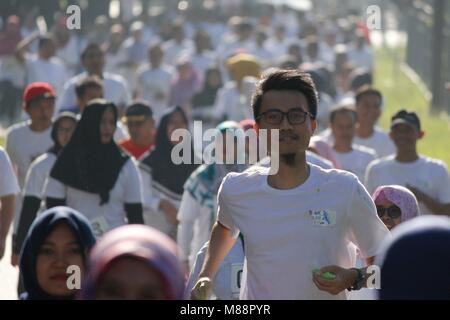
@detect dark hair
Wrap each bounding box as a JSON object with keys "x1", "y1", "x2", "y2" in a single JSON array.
[
  {"x1": 252, "y1": 69, "x2": 318, "y2": 121},
  {"x1": 355, "y1": 85, "x2": 382, "y2": 105},
  {"x1": 38, "y1": 34, "x2": 54, "y2": 49},
  {"x1": 329, "y1": 104, "x2": 357, "y2": 124},
  {"x1": 75, "y1": 76, "x2": 103, "y2": 99},
  {"x1": 81, "y1": 43, "x2": 102, "y2": 60}
]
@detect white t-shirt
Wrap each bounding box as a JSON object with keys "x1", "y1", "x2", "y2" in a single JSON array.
[
  {"x1": 257, "y1": 151, "x2": 334, "y2": 170},
  {"x1": 25, "y1": 55, "x2": 67, "y2": 96},
  {"x1": 217, "y1": 164, "x2": 390, "y2": 300},
  {"x1": 136, "y1": 65, "x2": 175, "y2": 122},
  {"x1": 184, "y1": 238, "x2": 245, "y2": 300},
  {"x1": 5, "y1": 121, "x2": 53, "y2": 187},
  {"x1": 0, "y1": 147, "x2": 20, "y2": 197},
  {"x1": 57, "y1": 72, "x2": 131, "y2": 112},
  {"x1": 44, "y1": 158, "x2": 142, "y2": 238},
  {"x1": 320, "y1": 127, "x2": 396, "y2": 159},
  {"x1": 23, "y1": 152, "x2": 56, "y2": 199},
  {"x1": 162, "y1": 39, "x2": 194, "y2": 65},
  {"x1": 332, "y1": 145, "x2": 377, "y2": 182},
  {"x1": 365, "y1": 155, "x2": 450, "y2": 215},
  {"x1": 347, "y1": 45, "x2": 374, "y2": 70},
  {"x1": 214, "y1": 81, "x2": 255, "y2": 122}
]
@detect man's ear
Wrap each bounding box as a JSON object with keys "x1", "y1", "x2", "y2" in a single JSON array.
[
  {"x1": 418, "y1": 130, "x2": 425, "y2": 139},
  {"x1": 309, "y1": 118, "x2": 317, "y2": 135}
]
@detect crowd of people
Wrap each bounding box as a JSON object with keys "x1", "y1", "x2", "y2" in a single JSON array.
[{"x1": 1, "y1": 1, "x2": 450, "y2": 300}]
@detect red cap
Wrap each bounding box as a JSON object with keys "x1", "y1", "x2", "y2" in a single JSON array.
[{"x1": 23, "y1": 82, "x2": 56, "y2": 105}]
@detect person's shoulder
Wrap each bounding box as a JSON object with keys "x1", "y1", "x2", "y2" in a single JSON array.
[
  {"x1": 353, "y1": 144, "x2": 377, "y2": 158},
  {"x1": 366, "y1": 155, "x2": 395, "y2": 171},
  {"x1": 6, "y1": 120, "x2": 30, "y2": 137},
  {"x1": 104, "y1": 72, "x2": 127, "y2": 85},
  {"x1": 29, "y1": 152, "x2": 56, "y2": 171},
  {"x1": 374, "y1": 126, "x2": 391, "y2": 138},
  {"x1": 419, "y1": 155, "x2": 449, "y2": 171},
  {"x1": 315, "y1": 165, "x2": 359, "y2": 186},
  {"x1": 221, "y1": 166, "x2": 267, "y2": 191}
]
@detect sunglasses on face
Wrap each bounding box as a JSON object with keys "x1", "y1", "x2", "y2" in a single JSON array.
[
  {"x1": 376, "y1": 205, "x2": 402, "y2": 220},
  {"x1": 257, "y1": 108, "x2": 313, "y2": 126}
]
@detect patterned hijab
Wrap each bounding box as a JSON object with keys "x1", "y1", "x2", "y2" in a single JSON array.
[{"x1": 372, "y1": 185, "x2": 420, "y2": 222}]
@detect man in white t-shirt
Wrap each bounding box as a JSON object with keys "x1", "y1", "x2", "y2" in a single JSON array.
[
  {"x1": 136, "y1": 44, "x2": 174, "y2": 122},
  {"x1": 347, "y1": 32, "x2": 374, "y2": 71},
  {"x1": 57, "y1": 43, "x2": 131, "y2": 116},
  {"x1": 329, "y1": 105, "x2": 377, "y2": 182},
  {"x1": 320, "y1": 86, "x2": 395, "y2": 158},
  {"x1": 191, "y1": 70, "x2": 390, "y2": 300},
  {"x1": 162, "y1": 23, "x2": 194, "y2": 66},
  {"x1": 5, "y1": 82, "x2": 55, "y2": 266},
  {"x1": 16, "y1": 33, "x2": 67, "y2": 97},
  {"x1": 365, "y1": 110, "x2": 450, "y2": 216},
  {"x1": 0, "y1": 147, "x2": 20, "y2": 260}
]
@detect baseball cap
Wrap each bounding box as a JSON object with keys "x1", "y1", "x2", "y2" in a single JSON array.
[
  {"x1": 122, "y1": 102, "x2": 153, "y2": 123},
  {"x1": 23, "y1": 82, "x2": 56, "y2": 105},
  {"x1": 391, "y1": 110, "x2": 421, "y2": 131}
]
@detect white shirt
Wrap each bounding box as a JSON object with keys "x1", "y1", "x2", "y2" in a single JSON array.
[
  {"x1": 44, "y1": 158, "x2": 142, "y2": 237},
  {"x1": 248, "y1": 44, "x2": 273, "y2": 68},
  {"x1": 332, "y1": 145, "x2": 377, "y2": 182},
  {"x1": 5, "y1": 121, "x2": 53, "y2": 187},
  {"x1": 214, "y1": 80, "x2": 255, "y2": 122},
  {"x1": 257, "y1": 152, "x2": 334, "y2": 170},
  {"x1": 23, "y1": 152, "x2": 56, "y2": 199},
  {"x1": 26, "y1": 55, "x2": 67, "y2": 96},
  {"x1": 184, "y1": 238, "x2": 245, "y2": 300},
  {"x1": 136, "y1": 65, "x2": 175, "y2": 122},
  {"x1": 190, "y1": 51, "x2": 216, "y2": 84},
  {"x1": 57, "y1": 72, "x2": 131, "y2": 112},
  {"x1": 320, "y1": 127, "x2": 396, "y2": 158},
  {"x1": 139, "y1": 162, "x2": 181, "y2": 239},
  {"x1": 0, "y1": 147, "x2": 20, "y2": 197},
  {"x1": 162, "y1": 39, "x2": 194, "y2": 65},
  {"x1": 365, "y1": 155, "x2": 450, "y2": 215},
  {"x1": 347, "y1": 45, "x2": 374, "y2": 70},
  {"x1": 217, "y1": 164, "x2": 390, "y2": 300}
]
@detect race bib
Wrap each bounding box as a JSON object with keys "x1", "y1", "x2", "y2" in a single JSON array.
[
  {"x1": 91, "y1": 216, "x2": 109, "y2": 238},
  {"x1": 230, "y1": 263, "x2": 244, "y2": 299},
  {"x1": 306, "y1": 210, "x2": 337, "y2": 227}
]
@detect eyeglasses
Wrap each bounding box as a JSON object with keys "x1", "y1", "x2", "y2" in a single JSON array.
[
  {"x1": 376, "y1": 205, "x2": 402, "y2": 220},
  {"x1": 256, "y1": 108, "x2": 313, "y2": 125}
]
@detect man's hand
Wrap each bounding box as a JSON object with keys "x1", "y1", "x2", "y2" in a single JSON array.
[
  {"x1": 159, "y1": 200, "x2": 179, "y2": 225},
  {"x1": 11, "y1": 253, "x2": 20, "y2": 267},
  {"x1": 191, "y1": 277, "x2": 213, "y2": 300},
  {"x1": 312, "y1": 265, "x2": 358, "y2": 295}
]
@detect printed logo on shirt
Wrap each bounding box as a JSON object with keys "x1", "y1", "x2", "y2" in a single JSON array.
[{"x1": 306, "y1": 210, "x2": 337, "y2": 227}]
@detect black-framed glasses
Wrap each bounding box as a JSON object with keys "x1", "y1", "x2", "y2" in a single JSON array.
[
  {"x1": 376, "y1": 205, "x2": 402, "y2": 219},
  {"x1": 256, "y1": 108, "x2": 313, "y2": 125}
]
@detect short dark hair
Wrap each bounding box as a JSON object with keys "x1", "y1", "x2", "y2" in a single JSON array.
[
  {"x1": 81, "y1": 43, "x2": 102, "y2": 60},
  {"x1": 75, "y1": 76, "x2": 103, "y2": 99},
  {"x1": 38, "y1": 34, "x2": 54, "y2": 49},
  {"x1": 252, "y1": 69, "x2": 318, "y2": 121},
  {"x1": 329, "y1": 104, "x2": 357, "y2": 124},
  {"x1": 355, "y1": 85, "x2": 382, "y2": 105}
]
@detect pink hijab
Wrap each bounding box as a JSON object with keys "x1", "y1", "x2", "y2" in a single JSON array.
[
  {"x1": 80, "y1": 225, "x2": 185, "y2": 300},
  {"x1": 372, "y1": 185, "x2": 420, "y2": 222}
]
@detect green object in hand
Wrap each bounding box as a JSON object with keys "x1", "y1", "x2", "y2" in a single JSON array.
[{"x1": 312, "y1": 268, "x2": 336, "y2": 280}]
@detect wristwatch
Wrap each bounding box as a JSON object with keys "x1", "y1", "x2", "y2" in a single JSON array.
[{"x1": 347, "y1": 268, "x2": 365, "y2": 291}]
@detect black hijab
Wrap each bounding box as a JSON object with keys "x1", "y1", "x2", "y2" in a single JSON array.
[
  {"x1": 19, "y1": 206, "x2": 96, "y2": 300},
  {"x1": 192, "y1": 68, "x2": 222, "y2": 108},
  {"x1": 141, "y1": 106, "x2": 198, "y2": 195},
  {"x1": 50, "y1": 99, "x2": 129, "y2": 205},
  {"x1": 48, "y1": 112, "x2": 78, "y2": 155}
]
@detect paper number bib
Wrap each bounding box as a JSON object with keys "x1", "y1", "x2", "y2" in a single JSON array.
[
  {"x1": 91, "y1": 216, "x2": 109, "y2": 238},
  {"x1": 231, "y1": 263, "x2": 244, "y2": 299}
]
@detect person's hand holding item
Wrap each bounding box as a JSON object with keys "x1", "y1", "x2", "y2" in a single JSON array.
[
  {"x1": 312, "y1": 265, "x2": 358, "y2": 295},
  {"x1": 159, "y1": 199, "x2": 179, "y2": 225},
  {"x1": 191, "y1": 277, "x2": 213, "y2": 300}
]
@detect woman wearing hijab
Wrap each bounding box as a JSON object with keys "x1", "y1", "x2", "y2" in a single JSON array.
[
  {"x1": 14, "y1": 112, "x2": 78, "y2": 259},
  {"x1": 372, "y1": 185, "x2": 420, "y2": 230},
  {"x1": 169, "y1": 58, "x2": 201, "y2": 112},
  {"x1": 192, "y1": 67, "x2": 223, "y2": 129},
  {"x1": 45, "y1": 99, "x2": 144, "y2": 238},
  {"x1": 139, "y1": 106, "x2": 199, "y2": 239},
  {"x1": 177, "y1": 121, "x2": 248, "y2": 270},
  {"x1": 80, "y1": 225, "x2": 185, "y2": 300},
  {"x1": 19, "y1": 206, "x2": 96, "y2": 300},
  {"x1": 377, "y1": 215, "x2": 450, "y2": 300}
]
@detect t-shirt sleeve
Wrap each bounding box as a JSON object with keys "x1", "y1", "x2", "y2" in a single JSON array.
[
  {"x1": 217, "y1": 175, "x2": 240, "y2": 238},
  {"x1": 23, "y1": 161, "x2": 45, "y2": 198},
  {"x1": 56, "y1": 80, "x2": 76, "y2": 111},
  {"x1": 44, "y1": 176, "x2": 67, "y2": 200},
  {"x1": 123, "y1": 159, "x2": 143, "y2": 204},
  {"x1": 0, "y1": 149, "x2": 20, "y2": 197},
  {"x1": 139, "y1": 164, "x2": 161, "y2": 212},
  {"x1": 346, "y1": 178, "x2": 391, "y2": 259},
  {"x1": 435, "y1": 164, "x2": 450, "y2": 203}
]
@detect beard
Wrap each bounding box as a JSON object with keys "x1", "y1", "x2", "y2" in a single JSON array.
[{"x1": 281, "y1": 153, "x2": 297, "y2": 167}]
